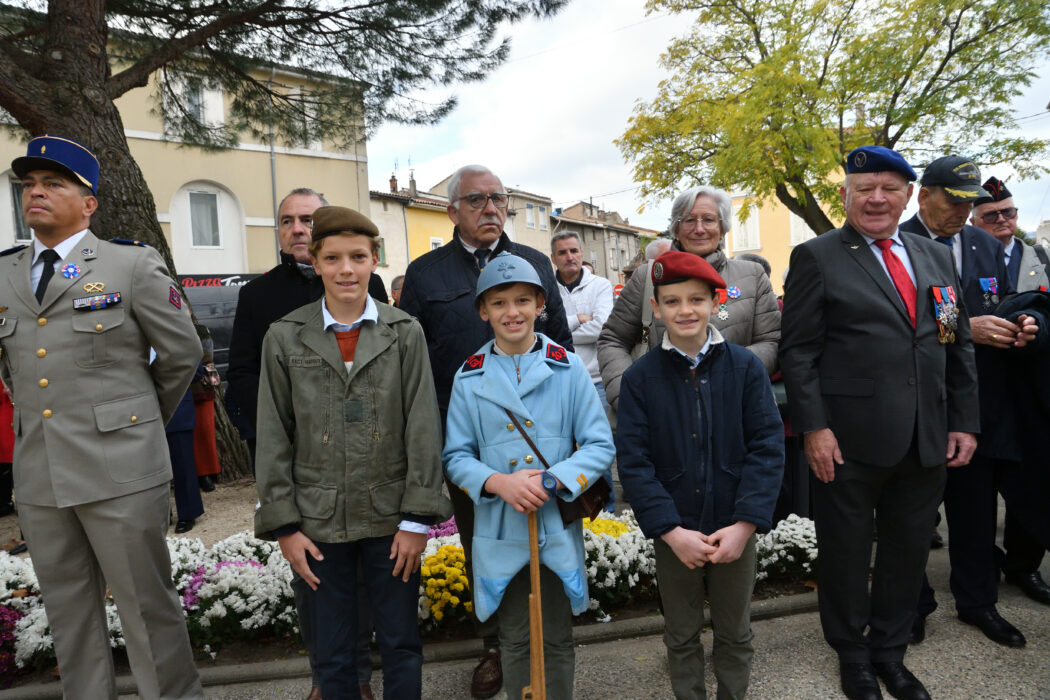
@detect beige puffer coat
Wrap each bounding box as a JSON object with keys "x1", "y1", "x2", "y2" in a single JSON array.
[{"x1": 597, "y1": 248, "x2": 781, "y2": 408}]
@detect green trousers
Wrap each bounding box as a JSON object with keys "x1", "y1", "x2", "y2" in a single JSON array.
[{"x1": 654, "y1": 535, "x2": 757, "y2": 700}]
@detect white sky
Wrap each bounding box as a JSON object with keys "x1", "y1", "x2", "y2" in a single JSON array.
[{"x1": 365, "y1": 0, "x2": 1050, "y2": 237}]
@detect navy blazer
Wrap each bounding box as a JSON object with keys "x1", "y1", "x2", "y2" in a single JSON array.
[{"x1": 781, "y1": 224, "x2": 979, "y2": 468}]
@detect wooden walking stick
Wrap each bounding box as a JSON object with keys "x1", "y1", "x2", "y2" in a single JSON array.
[{"x1": 521, "y1": 508, "x2": 546, "y2": 700}]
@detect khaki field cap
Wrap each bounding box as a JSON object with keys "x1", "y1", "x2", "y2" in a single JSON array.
[{"x1": 310, "y1": 205, "x2": 379, "y2": 242}]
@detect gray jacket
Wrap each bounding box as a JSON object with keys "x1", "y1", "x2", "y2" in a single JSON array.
[
  {"x1": 598, "y1": 248, "x2": 780, "y2": 408},
  {"x1": 254, "y1": 299, "x2": 452, "y2": 542}
]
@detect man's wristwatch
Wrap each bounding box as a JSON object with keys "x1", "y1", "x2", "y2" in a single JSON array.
[{"x1": 541, "y1": 472, "x2": 558, "y2": 495}]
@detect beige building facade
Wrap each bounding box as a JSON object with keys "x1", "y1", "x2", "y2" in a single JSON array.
[
  {"x1": 552, "y1": 202, "x2": 647, "y2": 287},
  {"x1": 1, "y1": 66, "x2": 369, "y2": 277}
]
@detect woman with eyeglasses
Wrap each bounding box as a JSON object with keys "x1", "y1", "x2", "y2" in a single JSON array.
[{"x1": 598, "y1": 185, "x2": 781, "y2": 409}]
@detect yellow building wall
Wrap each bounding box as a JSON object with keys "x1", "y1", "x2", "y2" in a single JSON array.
[{"x1": 405, "y1": 206, "x2": 453, "y2": 261}]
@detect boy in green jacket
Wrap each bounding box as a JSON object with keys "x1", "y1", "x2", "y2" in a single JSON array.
[{"x1": 255, "y1": 206, "x2": 452, "y2": 698}]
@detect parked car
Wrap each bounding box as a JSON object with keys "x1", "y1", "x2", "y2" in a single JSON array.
[{"x1": 184, "y1": 285, "x2": 241, "y2": 382}]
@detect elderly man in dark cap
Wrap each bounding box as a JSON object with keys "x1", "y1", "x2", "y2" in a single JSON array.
[
  {"x1": 781, "y1": 146, "x2": 979, "y2": 700},
  {"x1": 902, "y1": 159, "x2": 1040, "y2": 649},
  {"x1": 0, "y1": 135, "x2": 203, "y2": 698}
]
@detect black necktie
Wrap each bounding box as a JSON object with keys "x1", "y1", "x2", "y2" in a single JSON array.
[
  {"x1": 35, "y1": 249, "x2": 60, "y2": 303},
  {"x1": 475, "y1": 249, "x2": 490, "y2": 269},
  {"x1": 936, "y1": 235, "x2": 954, "y2": 249}
]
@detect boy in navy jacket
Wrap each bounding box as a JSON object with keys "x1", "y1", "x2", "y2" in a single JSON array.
[{"x1": 616, "y1": 251, "x2": 783, "y2": 700}]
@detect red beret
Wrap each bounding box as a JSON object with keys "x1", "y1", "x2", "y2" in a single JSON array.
[{"x1": 651, "y1": 251, "x2": 726, "y2": 290}]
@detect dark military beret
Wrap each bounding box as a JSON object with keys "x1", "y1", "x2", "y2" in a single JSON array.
[
  {"x1": 919, "y1": 155, "x2": 989, "y2": 203},
  {"x1": 12, "y1": 135, "x2": 100, "y2": 194},
  {"x1": 845, "y1": 146, "x2": 917, "y2": 182},
  {"x1": 651, "y1": 250, "x2": 727, "y2": 290},
  {"x1": 310, "y1": 206, "x2": 379, "y2": 243},
  {"x1": 974, "y1": 176, "x2": 1012, "y2": 206}
]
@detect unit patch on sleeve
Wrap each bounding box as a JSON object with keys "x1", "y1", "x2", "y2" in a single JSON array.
[{"x1": 169, "y1": 285, "x2": 182, "y2": 309}]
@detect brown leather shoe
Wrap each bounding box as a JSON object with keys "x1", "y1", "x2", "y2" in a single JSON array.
[
  {"x1": 305, "y1": 686, "x2": 321, "y2": 700},
  {"x1": 471, "y1": 649, "x2": 502, "y2": 699},
  {"x1": 359, "y1": 683, "x2": 374, "y2": 700}
]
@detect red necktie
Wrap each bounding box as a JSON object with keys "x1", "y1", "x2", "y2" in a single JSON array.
[{"x1": 874, "y1": 238, "x2": 916, "y2": 327}]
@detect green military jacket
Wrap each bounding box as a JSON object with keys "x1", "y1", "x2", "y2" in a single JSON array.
[{"x1": 254, "y1": 298, "x2": 452, "y2": 542}]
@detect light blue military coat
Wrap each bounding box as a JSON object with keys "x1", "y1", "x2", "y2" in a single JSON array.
[{"x1": 443, "y1": 334, "x2": 615, "y2": 621}]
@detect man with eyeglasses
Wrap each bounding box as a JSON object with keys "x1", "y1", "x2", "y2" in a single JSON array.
[
  {"x1": 901, "y1": 158, "x2": 1041, "y2": 651},
  {"x1": 399, "y1": 164, "x2": 571, "y2": 698},
  {"x1": 969, "y1": 176, "x2": 1050, "y2": 609}
]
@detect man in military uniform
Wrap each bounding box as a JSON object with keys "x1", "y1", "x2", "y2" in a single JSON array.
[{"x1": 0, "y1": 135, "x2": 203, "y2": 699}]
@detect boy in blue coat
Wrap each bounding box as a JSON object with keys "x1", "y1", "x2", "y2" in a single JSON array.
[
  {"x1": 443, "y1": 252, "x2": 615, "y2": 698},
  {"x1": 616, "y1": 251, "x2": 784, "y2": 700}
]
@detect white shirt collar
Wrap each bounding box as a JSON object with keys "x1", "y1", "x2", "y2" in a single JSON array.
[
  {"x1": 1003, "y1": 237, "x2": 1017, "y2": 259},
  {"x1": 32, "y1": 229, "x2": 88, "y2": 264},
  {"x1": 322, "y1": 294, "x2": 378, "y2": 332},
  {"x1": 661, "y1": 325, "x2": 723, "y2": 369},
  {"x1": 860, "y1": 229, "x2": 907, "y2": 249},
  {"x1": 459, "y1": 237, "x2": 499, "y2": 255}
]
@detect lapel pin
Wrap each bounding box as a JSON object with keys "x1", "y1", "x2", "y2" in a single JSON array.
[
  {"x1": 850, "y1": 245, "x2": 859, "y2": 249},
  {"x1": 80, "y1": 248, "x2": 94, "y2": 256},
  {"x1": 61, "y1": 263, "x2": 81, "y2": 279}
]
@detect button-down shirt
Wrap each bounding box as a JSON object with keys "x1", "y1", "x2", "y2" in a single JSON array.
[
  {"x1": 1003, "y1": 237, "x2": 1017, "y2": 268},
  {"x1": 30, "y1": 229, "x2": 88, "y2": 290},
  {"x1": 860, "y1": 230, "x2": 918, "y2": 287},
  {"x1": 662, "y1": 330, "x2": 712, "y2": 370}
]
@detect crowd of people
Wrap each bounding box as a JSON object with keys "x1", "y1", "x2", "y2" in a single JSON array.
[{"x1": 0, "y1": 136, "x2": 1048, "y2": 700}]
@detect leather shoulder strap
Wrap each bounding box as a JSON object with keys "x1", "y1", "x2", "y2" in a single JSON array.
[{"x1": 504, "y1": 408, "x2": 551, "y2": 470}]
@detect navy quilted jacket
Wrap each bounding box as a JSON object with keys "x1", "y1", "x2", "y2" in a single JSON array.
[{"x1": 400, "y1": 230, "x2": 573, "y2": 417}]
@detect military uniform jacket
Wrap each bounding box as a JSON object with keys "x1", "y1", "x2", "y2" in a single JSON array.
[
  {"x1": 0, "y1": 232, "x2": 202, "y2": 507},
  {"x1": 442, "y1": 335, "x2": 615, "y2": 621},
  {"x1": 780, "y1": 224, "x2": 979, "y2": 468}
]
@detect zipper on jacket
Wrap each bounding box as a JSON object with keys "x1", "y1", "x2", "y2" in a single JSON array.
[
  {"x1": 321, "y1": 367, "x2": 330, "y2": 445},
  {"x1": 370, "y1": 366, "x2": 380, "y2": 441}
]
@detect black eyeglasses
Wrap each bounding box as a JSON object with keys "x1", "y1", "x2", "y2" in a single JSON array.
[
  {"x1": 458, "y1": 192, "x2": 510, "y2": 210},
  {"x1": 978, "y1": 207, "x2": 1018, "y2": 224}
]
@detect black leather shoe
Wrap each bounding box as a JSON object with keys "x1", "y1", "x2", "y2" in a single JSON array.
[
  {"x1": 198, "y1": 475, "x2": 216, "y2": 492},
  {"x1": 873, "y1": 661, "x2": 931, "y2": 700},
  {"x1": 174, "y1": 519, "x2": 195, "y2": 534},
  {"x1": 1005, "y1": 571, "x2": 1050, "y2": 605},
  {"x1": 840, "y1": 662, "x2": 883, "y2": 700},
  {"x1": 958, "y1": 608, "x2": 1026, "y2": 647},
  {"x1": 909, "y1": 615, "x2": 926, "y2": 644}
]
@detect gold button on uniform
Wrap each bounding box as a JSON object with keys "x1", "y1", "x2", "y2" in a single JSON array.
[
  {"x1": 130, "y1": 416, "x2": 138, "y2": 423},
  {"x1": 506, "y1": 423, "x2": 515, "y2": 431},
  {"x1": 510, "y1": 459, "x2": 518, "y2": 466},
  {"x1": 525, "y1": 455, "x2": 534, "y2": 464},
  {"x1": 36, "y1": 348, "x2": 46, "y2": 357},
  {"x1": 38, "y1": 378, "x2": 48, "y2": 388},
  {"x1": 95, "y1": 323, "x2": 103, "y2": 332},
  {"x1": 37, "y1": 317, "x2": 46, "y2": 326},
  {"x1": 524, "y1": 420, "x2": 533, "y2": 427},
  {"x1": 42, "y1": 409, "x2": 52, "y2": 418}
]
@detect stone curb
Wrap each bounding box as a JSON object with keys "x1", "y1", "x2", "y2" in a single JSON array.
[{"x1": 4, "y1": 591, "x2": 818, "y2": 698}]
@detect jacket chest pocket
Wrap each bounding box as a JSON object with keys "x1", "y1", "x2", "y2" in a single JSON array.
[
  {"x1": 72, "y1": 308, "x2": 125, "y2": 368},
  {"x1": 430, "y1": 287, "x2": 474, "y2": 331},
  {"x1": 0, "y1": 317, "x2": 17, "y2": 373}
]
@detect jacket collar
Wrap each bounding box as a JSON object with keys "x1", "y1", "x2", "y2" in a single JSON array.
[
  {"x1": 461, "y1": 334, "x2": 570, "y2": 420},
  {"x1": 295, "y1": 299, "x2": 397, "y2": 382},
  {"x1": 670, "y1": 238, "x2": 728, "y2": 271},
  {"x1": 452, "y1": 228, "x2": 512, "y2": 262}
]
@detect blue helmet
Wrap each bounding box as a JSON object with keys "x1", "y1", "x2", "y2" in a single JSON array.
[{"x1": 474, "y1": 252, "x2": 544, "y2": 307}]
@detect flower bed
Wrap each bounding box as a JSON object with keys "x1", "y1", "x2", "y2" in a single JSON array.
[{"x1": 0, "y1": 511, "x2": 817, "y2": 679}]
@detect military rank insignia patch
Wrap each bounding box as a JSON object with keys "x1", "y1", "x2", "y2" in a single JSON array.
[
  {"x1": 169, "y1": 286, "x2": 182, "y2": 309},
  {"x1": 545, "y1": 343, "x2": 569, "y2": 364},
  {"x1": 463, "y1": 353, "x2": 485, "y2": 371},
  {"x1": 73, "y1": 292, "x2": 121, "y2": 310}
]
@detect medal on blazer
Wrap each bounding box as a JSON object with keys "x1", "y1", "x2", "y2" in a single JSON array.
[
  {"x1": 716, "y1": 288, "x2": 729, "y2": 321},
  {"x1": 931, "y1": 286, "x2": 958, "y2": 344},
  {"x1": 73, "y1": 291, "x2": 122, "y2": 310},
  {"x1": 979, "y1": 278, "x2": 998, "y2": 308},
  {"x1": 60, "y1": 263, "x2": 81, "y2": 279}
]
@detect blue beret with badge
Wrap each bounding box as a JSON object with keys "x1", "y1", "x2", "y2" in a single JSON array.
[
  {"x1": 11, "y1": 135, "x2": 100, "y2": 194},
  {"x1": 845, "y1": 145, "x2": 917, "y2": 182}
]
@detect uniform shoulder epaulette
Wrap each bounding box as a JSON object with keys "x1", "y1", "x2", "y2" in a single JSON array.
[
  {"x1": 0, "y1": 244, "x2": 27, "y2": 257},
  {"x1": 110, "y1": 238, "x2": 149, "y2": 247},
  {"x1": 462, "y1": 353, "x2": 486, "y2": 373},
  {"x1": 545, "y1": 343, "x2": 570, "y2": 365}
]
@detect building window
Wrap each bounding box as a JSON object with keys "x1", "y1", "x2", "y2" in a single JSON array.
[
  {"x1": 378, "y1": 237, "x2": 387, "y2": 265},
  {"x1": 731, "y1": 204, "x2": 760, "y2": 252},
  {"x1": 790, "y1": 212, "x2": 816, "y2": 246},
  {"x1": 538, "y1": 206, "x2": 548, "y2": 230},
  {"x1": 9, "y1": 179, "x2": 30, "y2": 242},
  {"x1": 189, "y1": 191, "x2": 221, "y2": 248},
  {"x1": 185, "y1": 81, "x2": 205, "y2": 124},
  {"x1": 525, "y1": 203, "x2": 535, "y2": 228},
  {"x1": 430, "y1": 237, "x2": 443, "y2": 251},
  {"x1": 608, "y1": 248, "x2": 618, "y2": 270}
]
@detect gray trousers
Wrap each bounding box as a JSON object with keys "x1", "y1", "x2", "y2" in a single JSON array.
[
  {"x1": 654, "y1": 535, "x2": 757, "y2": 700},
  {"x1": 19, "y1": 484, "x2": 203, "y2": 700},
  {"x1": 498, "y1": 564, "x2": 576, "y2": 699}
]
